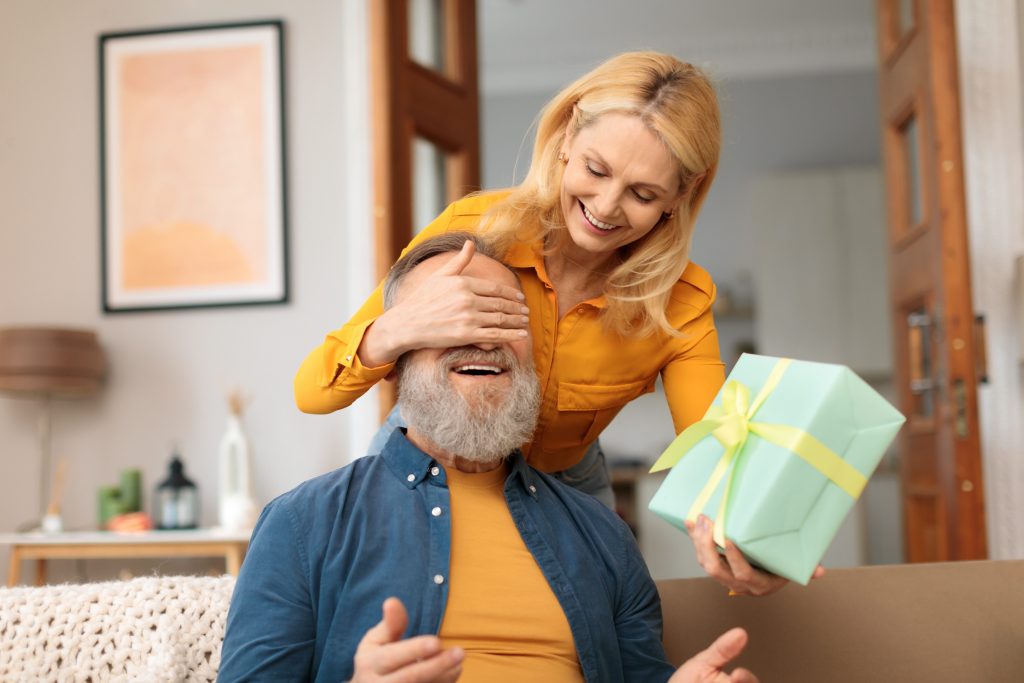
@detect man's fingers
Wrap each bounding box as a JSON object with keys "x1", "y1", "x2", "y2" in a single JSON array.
[
  {"x1": 438, "y1": 239, "x2": 475, "y2": 276},
  {"x1": 368, "y1": 635, "x2": 444, "y2": 675},
  {"x1": 362, "y1": 597, "x2": 408, "y2": 646},
  {"x1": 696, "y1": 627, "x2": 749, "y2": 670},
  {"x1": 381, "y1": 597, "x2": 409, "y2": 642},
  {"x1": 728, "y1": 667, "x2": 760, "y2": 683},
  {"x1": 386, "y1": 646, "x2": 464, "y2": 683}
]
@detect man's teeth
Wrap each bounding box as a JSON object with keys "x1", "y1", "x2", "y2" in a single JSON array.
[
  {"x1": 583, "y1": 205, "x2": 617, "y2": 231},
  {"x1": 454, "y1": 365, "x2": 503, "y2": 375}
]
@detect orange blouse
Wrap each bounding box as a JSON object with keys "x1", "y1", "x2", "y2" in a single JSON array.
[{"x1": 294, "y1": 192, "x2": 725, "y2": 472}]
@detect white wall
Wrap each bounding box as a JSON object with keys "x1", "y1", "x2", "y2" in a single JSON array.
[
  {"x1": 0, "y1": 0, "x2": 374, "y2": 580},
  {"x1": 956, "y1": 0, "x2": 1024, "y2": 559}
]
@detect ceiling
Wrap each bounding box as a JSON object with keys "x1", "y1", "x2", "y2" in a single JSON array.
[{"x1": 478, "y1": 0, "x2": 878, "y2": 94}]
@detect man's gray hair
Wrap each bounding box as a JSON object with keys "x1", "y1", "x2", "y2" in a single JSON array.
[{"x1": 382, "y1": 232, "x2": 502, "y2": 308}]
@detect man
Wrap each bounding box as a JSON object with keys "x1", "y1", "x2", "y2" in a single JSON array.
[{"x1": 219, "y1": 233, "x2": 757, "y2": 682}]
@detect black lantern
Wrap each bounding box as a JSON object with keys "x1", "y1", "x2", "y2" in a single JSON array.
[{"x1": 155, "y1": 454, "x2": 199, "y2": 530}]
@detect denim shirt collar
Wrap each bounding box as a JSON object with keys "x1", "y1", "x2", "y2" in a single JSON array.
[{"x1": 381, "y1": 428, "x2": 539, "y2": 497}]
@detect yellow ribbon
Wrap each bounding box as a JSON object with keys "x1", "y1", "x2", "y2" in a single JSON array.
[{"x1": 649, "y1": 358, "x2": 867, "y2": 548}]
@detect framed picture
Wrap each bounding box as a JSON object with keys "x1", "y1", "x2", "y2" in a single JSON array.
[{"x1": 99, "y1": 21, "x2": 288, "y2": 313}]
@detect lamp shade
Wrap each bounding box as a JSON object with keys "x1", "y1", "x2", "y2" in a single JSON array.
[{"x1": 0, "y1": 327, "x2": 106, "y2": 397}]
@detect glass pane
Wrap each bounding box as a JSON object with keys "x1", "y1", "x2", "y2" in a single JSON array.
[
  {"x1": 413, "y1": 136, "x2": 448, "y2": 235},
  {"x1": 898, "y1": 0, "x2": 915, "y2": 36},
  {"x1": 408, "y1": 0, "x2": 446, "y2": 73},
  {"x1": 901, "y1": 115, "x2": 923, "y2": 228}
]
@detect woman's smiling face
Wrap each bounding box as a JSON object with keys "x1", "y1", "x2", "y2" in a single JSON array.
[{"x1": 559, "y1": 112, "x2": 683, "y2": 264}]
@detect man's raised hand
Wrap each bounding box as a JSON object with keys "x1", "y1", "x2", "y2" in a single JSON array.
[
  {"x1": 351, "y1": 598, "x2": 463, "y2": 682},
  {"x1": 669, "y1": 627, "x2": 759, "y2": 683}
]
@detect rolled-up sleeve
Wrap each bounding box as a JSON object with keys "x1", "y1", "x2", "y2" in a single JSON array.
[
  {"x1": 293, "y1": 202, "x2": 461, "y2": 414},
  {"x1": 661, "y1": 286, "x2": 726, "y2": 435}
]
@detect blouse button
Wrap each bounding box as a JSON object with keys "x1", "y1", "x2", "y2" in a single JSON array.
[
  {"x1": 406, "y1": 474, "x2": 415, "y2": 482},
  {"x1": 345, "y1": 355, "x2": 353, "y2": 361},
  {"x1": 431, "y1": 506, "x2": 443, "y2": 517},
  {"x1": 433, "y1": 574, "x2": 445, "y2": 585}
]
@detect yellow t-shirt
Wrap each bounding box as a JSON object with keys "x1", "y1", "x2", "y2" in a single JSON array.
[
  {"x1": 438, "y1": 463, "x2": 583, "y2": 681},
  {"x1": 293, "y1": 191, "x2": 725, "y2": 472}
]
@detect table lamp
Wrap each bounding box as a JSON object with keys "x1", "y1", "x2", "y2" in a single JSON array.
[{"x1": 0, "y1": 327, "x2": 106, "y2": 531}]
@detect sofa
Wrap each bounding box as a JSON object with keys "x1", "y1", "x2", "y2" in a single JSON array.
[
  {"x1": 1, "y1": 560, "x2": 1021, "y2": 682},
  {"x1": 0, "y1": 575, "x2": 233, "y2": 682}
]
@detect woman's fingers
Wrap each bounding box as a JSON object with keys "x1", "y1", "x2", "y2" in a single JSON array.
[
  {"x1": 466, "y1": 276, "x2": 528, "y2": 307},
  {"x1": 722, "y1": 540, "x2": 789, "y2": 596},
  {"x1": 688, "y1": 515, "x2": 790, "y2": 596},
  {"x1": 479, "y1": 310, "x2": 531, "y2": 330},
  {"x1": 437, "y1": 239, "x2": 475, "y2": 276},
  {"x1": 372, "y1": 252, "x2": 530, "y2": 357},
  {"x1": 688, "y1": 516, "x2": 730, "y2": 582}
]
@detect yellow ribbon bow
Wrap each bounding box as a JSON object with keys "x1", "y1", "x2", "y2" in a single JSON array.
[{"x1": 649, "y1": 358, "x2": 868, "y2": 548}]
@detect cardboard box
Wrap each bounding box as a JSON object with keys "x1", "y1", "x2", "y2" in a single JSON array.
[
  {"x1": 649, "y1": 354, "x2": 905, "y2": 583},
  {"x1": 659, "y1": 560, "x2": 1024, "y2": 682}
]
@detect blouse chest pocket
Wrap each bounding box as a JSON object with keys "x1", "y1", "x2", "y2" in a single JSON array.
[{"x1": 542, "y1": 377, "x2": 657, "y2": 453}]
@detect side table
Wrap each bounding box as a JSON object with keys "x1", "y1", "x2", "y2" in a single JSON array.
[{"x1": 2, "y1": 529, "x2": 252, "y2": 587}]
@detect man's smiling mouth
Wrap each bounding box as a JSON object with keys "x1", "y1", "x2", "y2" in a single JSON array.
[{"x1": 452, "y1": 364, "x2": 505, "y2": 376}]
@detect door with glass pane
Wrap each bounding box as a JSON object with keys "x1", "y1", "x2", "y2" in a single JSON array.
[
  {"x1": 876, "y1": 0, "x2": 987, "y2": 561},
  {"x1": 371, "y1": 0, "x2": 480, "y2": 417}
]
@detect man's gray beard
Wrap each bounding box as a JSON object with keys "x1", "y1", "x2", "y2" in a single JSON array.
[{"x1": 396, "y1": 347, "x2": 540, "y2": 465}]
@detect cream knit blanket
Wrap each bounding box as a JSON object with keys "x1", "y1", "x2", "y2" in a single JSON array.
[{"x1": 0, "y1": 575, "x2": 235, "y2": 682}]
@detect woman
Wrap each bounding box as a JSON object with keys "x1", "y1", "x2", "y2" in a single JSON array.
[{"x1": 295, "y1": 51, "x2": 802, "y2": 595}]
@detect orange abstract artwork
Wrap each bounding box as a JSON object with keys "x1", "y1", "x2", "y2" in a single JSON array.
[
  {"x1": 101, "y1": 22, "x2": 286, "y2": 312},
  {"x1": 119, "y1": 46, "x2": 266, "y2": 289}
]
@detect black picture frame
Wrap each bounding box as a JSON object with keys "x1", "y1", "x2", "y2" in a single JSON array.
[{"x1": 99, "y1": 20, "x2": 288, "y2": 313}]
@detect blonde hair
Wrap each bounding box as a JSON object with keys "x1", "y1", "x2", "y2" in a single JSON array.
[{"x1": 480, "y1": 51, "x2": 721, "y2": 336}]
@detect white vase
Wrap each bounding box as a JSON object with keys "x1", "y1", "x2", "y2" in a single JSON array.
[{"x1": 218, "y1": 415, "x2": 258, "y2": 531}]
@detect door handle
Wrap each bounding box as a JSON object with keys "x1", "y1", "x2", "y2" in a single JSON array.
[{"x1": 907, "y1": 310, "x2": 933, "y2": 394}]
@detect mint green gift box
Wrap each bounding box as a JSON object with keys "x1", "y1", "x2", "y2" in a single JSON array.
[{"x1": 648, "y1": 353, "x2": 906, "y2": 585}]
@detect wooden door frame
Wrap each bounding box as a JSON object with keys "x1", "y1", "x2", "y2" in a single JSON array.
[
  {"x1": 370, "y1": 0, "x2": 481, "y2": 419},
  {"x1": 876, "y1": 0, "x2": 987, "y2": 561}
]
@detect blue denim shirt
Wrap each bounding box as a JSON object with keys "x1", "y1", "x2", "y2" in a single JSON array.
[{"x1": 219, "y1": 430, "x2": 674, "y2": 682}]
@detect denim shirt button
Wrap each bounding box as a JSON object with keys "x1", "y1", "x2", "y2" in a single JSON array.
[
  {"x1": 431, "y1": 506, "x2": 442, "y2": 517},
  {"x1": 529, "y1": 485, "x2": 537, "y2": 494},
  {"x1": 407, "y1": 474, "x2": 415, "y2": 482},
  {"x1": 433, "y1": 574, "x2": 445, "y2": 585},
  {"x1": 430, "y1": 466, "x2": 440, "y2": 476}
]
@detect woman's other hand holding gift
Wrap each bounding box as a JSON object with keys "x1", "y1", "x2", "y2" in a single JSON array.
[{"x1": 685, "y1": 514, "x2": 826, "y2": 596}]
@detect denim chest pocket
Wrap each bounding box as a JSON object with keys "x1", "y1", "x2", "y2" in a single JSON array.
[{"x1": 542, "y1": 378, "x2": 657, "y2": 452}]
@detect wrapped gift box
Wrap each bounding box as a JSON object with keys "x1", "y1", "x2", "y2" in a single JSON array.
[{"x1": 648, "y1": 353, "x2": 905, "y2": 584}]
